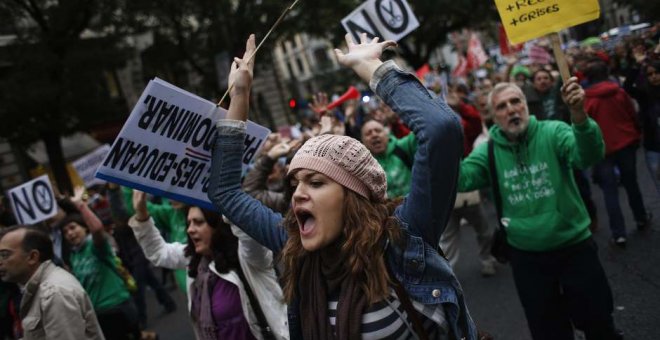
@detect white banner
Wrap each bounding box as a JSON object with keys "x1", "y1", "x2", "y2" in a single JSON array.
[
  {"x1": 73, "y1": 144, "x2": 111, "y2": 188},
  {"x1": 95, "y1": 78, "x2": 270, "y2": 210},
  {"x1": 7, "y1": 175, "x2": 57, "y2": 225},
  {"x1": 342, "y1": 0, "x2": 419, "y2": 42}
]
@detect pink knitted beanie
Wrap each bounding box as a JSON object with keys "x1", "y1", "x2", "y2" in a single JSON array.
[{"x1": 288, "y1": 134, "x2": 387, "y2": 201}]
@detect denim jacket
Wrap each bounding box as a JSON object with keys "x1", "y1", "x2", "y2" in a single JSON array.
[{"x1": 208, "y1": 61, "x2": 477, "y2": 340}]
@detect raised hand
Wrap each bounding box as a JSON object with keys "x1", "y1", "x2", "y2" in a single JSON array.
[
  {"x1": 71, "y1": 186, "x2": 87, "y2": 205},
  {"x1": 229, "y1": 34, "x2": 256, "y2": 99},
  {"x1": 560, "y1": 76, "x2": 587, "y2": 124},
  {"x1": 267, "y1": 142, "x2": 292, "y2": 160},
  {"x1": 334, "y1": 33, "x2": 397, "y2": 83},
  {"x1": 309, "y1": 92, "x2": 330, "y2": 115},
  {"x1": 132, "y1": 189, "x2": 149, "y2": 222}
]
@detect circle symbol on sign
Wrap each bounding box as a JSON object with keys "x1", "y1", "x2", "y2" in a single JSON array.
[
  {"x1": 32, "y1": 181, "x2": 54, "y2": 214},
  {"x1": 376, "y1": 0, "x2": 409, "y2": 34}
]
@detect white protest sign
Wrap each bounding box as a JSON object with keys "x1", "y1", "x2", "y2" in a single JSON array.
[
  {"x1": 7, "y1": 175, "x2": 57, "y2": 225},
  {"x1": 95, "y1": 78, "x2": 270, "y2": 211},
  {"x1": 342, "y1": 0, "x2": 419, "y2": 42},
  {"x1": 73, "y1": 144, "x2": 111, "y2": 188}
]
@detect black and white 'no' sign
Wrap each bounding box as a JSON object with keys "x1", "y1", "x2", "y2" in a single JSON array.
[
  {"x1": 341, "y1": 0, "x2": 420, "y2": 42},
  {"x1": 7, "y1": 175, "x2": 57, "y2": 225}
]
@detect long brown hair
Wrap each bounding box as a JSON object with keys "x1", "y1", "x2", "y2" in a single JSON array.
[
  {"x1": 184, "y1": 206, "x2": 240, "y2": 278},
  {"x1": 279, "y1": 187, "x2": 402, "y2": 305}
]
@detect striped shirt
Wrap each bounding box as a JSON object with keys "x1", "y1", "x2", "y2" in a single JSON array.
[{"x1": 328, "y1": 289, "x2": 449, "y2": 339}]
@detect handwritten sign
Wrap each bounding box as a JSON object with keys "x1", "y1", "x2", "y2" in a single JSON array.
[
  {"x1": 7, "y1": 175, "x2": 57, "y2": 225},
  {"x1": 72, "y1": 145, "x2": 111, "y2": 188},
  {"x1": 342, "y1": 0, "x2": 419, "y2": 42},
  {"x1": 95, "y1": 78, "x2": 270, "y2": 210},
  {"x1": 495, "y1": 0, "x2": 600, "y2": 44}
]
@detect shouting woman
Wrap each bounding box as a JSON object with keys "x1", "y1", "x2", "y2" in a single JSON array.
[{"x1": 208, "y1": 34, "x2": 476, "y2": 339}]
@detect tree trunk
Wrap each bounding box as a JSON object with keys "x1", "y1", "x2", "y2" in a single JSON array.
[{"x1": 42, "y1": 131, "x2": 73, "y2": 195}]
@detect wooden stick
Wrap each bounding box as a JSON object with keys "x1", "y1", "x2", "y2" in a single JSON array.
[
  {"x1": 216, "y1": 0, "x2": 301, "y2": 107},
  {"x1": 549, "y1": 32, "x2": 571, "y2": 83}
]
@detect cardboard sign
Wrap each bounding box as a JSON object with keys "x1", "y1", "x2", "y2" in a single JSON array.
[
  {"x1": 495, "y1": 0, "x2": 600, "y2": 44},
  {"x1": 342, "y1": 0, "x2": 419, "y2": 42},
  {"x1": 73, "y1": 144, "x2": 111, "y2": 188},
  {"x1": 95, "y1": 78, "x2": 270, "y2": 210},
  {"x1": 7, "y1": 175, "x2": 57, "y2": 225}
]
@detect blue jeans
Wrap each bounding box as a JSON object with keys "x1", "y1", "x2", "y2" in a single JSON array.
[
  {"x1": 645, "y1": 149, "x2": 660, "y2": 196},
  {"x1": 593, "y1": 144, "x2": 647, "y2": 238}
]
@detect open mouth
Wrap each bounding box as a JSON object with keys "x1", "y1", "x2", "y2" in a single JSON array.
[
  {"x1": 509, "y1": 117, "x2": 521, "y2": 126},
  {"x1": 295, "y1": 207, "x2": 316, "y2": 236}
]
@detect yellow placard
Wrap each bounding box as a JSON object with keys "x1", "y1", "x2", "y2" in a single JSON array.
[{"x1": 495, "y1": 0, "x2": 600, "y2": 44}]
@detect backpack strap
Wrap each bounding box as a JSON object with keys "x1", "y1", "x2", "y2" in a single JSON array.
[
  {"x1": 236, "y1": 267, "x2": 276, "y2": 340},
  {"x1": 488, "y1": 140, "x2": 507, "y2": 240}
]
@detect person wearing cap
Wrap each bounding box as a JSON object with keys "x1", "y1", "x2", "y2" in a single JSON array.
[{"x1": 209, "y1": 34, "x2": 476, "y2": 339}]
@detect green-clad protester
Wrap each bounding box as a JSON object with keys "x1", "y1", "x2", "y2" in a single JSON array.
[
  {"x1": 121, "y1": 186, "x2": 188, "y2": 292},
  {"x1": 60, "y1": 188, "x2": 141, "y2": 340},
  {"x1": 458, "y1": 79, "x2": 621, "y2": 339},
  {"x1": 361, "y1": 119, "x2": 417, "y2": 198}
]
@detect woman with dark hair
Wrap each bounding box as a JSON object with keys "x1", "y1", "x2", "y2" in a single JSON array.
[
  {"x1": 60, "y1": 189, "x2": 140, "y2": 340},
  {"x1": 127, "y1": 190, "x2": 288, "y2": 340},
  {"x1": 209, "y1": 34, "x2": 476, "y2": 339}
]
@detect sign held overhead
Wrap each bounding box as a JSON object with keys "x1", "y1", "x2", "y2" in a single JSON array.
[
  {"x1": 7, "y1": 175, "x2": 58, "y2": 225},
  {"x1": 95, "y1": 78, "x2": 270, "y2": 211},
  {"x1": 342, "y1": 0, "x2": 419, "y2": 42},
  {"x1": 495, "y1": 0, "x2": 600, "y2": 44}
]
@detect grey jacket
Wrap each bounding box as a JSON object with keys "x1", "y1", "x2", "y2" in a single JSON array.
[{"x1": 20, "y1": 261, "x2": 104, "y2": 340}]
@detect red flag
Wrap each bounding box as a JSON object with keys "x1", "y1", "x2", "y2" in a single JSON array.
[
  {"x1": 452, "y1": 56, "x2": 469, "y2": 78},
  {"x1": 467, "y1": 33, "x2": 488, "y2": 70},
  {"x1": 416, "y1": 63, "x2": 430, "y2": 80},
  {"x1": 498, "y1": 23, "x2": 522, "y2": 55}
]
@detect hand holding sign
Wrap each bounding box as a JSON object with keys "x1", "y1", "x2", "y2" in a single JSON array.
[
  {"x1": 229, "y1": 34, "x2": 256, "y2": 99},
  {"x1": 227, "y1": 34, "x2": 257, "y2": 124},
  {"x1": 334, "y1": 33, "x2": 397, "y2": 83},
  {"x1": 494, "y1": 0, "x2": 600, "y2": 82},
  {"x1": 560, "y1": 77, "x2": 587, "y2": 124}
]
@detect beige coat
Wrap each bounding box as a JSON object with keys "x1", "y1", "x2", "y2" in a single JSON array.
[{"x1": 20, "y1": 260, "x2": 105, "y2": 340}]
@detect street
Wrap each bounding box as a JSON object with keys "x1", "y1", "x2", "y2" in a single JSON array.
[{"x1": 144, "y1": 151, "x2": 660, "y2": 340}]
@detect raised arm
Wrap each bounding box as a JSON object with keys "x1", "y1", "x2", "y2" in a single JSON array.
[
  {"x1": 241, "y1": 142, "x2": 290, "y2": 214},
  {"x1": 335, "y1": 33, "x2": 464, "y2": 245},
  {"x1": 71, "y1": 187, "x2": 106, "y2": 249},
  {"x1": 128, "y1": 190, "x2": 187, "y2": 270},
  {"x1": 208, "y1": 34, "x2": 287, "y2": 253},
  {"x1": 555, "y1": 77, "x2": 605, "y2": 168}
]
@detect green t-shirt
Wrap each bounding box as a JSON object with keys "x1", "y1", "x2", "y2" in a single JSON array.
[
  {"x1": 375, "y1": 133, "x2": 417, "y2": 198},
  {"x1": 70, "y1": 236, "x2": 130, "y2": 311}
]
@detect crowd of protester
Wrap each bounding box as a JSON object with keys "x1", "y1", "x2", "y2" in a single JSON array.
[{"x1": 0, "y1": 23, "x2": 658, "y2": 340}]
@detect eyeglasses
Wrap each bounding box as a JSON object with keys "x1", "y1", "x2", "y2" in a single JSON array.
[{"x1": 0, "y1": 250, "x2": 13, "y2": 260}]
